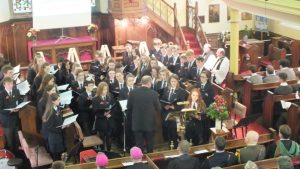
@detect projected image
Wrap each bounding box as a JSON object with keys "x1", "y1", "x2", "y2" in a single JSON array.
[{"x1": 13, "y1": 0, "x2": 32, "y2": 14}]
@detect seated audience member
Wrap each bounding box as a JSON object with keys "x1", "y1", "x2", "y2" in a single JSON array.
[
  {"x1": 51, "y1": 161, "x2": 65, "y2": 169},
  {"x1": 263, "y1": 65, "x2": 279, "y2": 83},
  {"x1": 277, "y1": 59, "x2": 296, "y2": 81},
  {"x1": 293, "y1": 71, "x2": 300, "y2": 92},
  {"x1": 167, "y1": 140, "x2": 201, "y2": 169},
  {"x1": 274, "y1": 72, "x2": 293, "y2": 95},
  {"x1": 267, "y1": 125, "x2": 300, "y2": 158},
  {"x1": 247, "y1": 65, "x2": 263, "y2": 84},
  {"x1": 126, "y1": 147, "x2": 151, "y2": 169},
  {"x1": 204, "y1": 136, "x2": 238, "y2": 168},
  {"x1": 277, "y1": 156, "x2": 294, "y2": 169},
  {"x1": 239, "y1": 131, "x2": 266, "y2": 163},
  {"x1": 96, "y1": 152, "x2": 109, "y2": 169},
  {"x1": 244, "y1": 161, "x2": 258, "y2": 169}
]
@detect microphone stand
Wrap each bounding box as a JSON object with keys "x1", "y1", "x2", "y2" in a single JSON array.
[
  {"x1": 35, "y1": 145, "x2": 39, "y2": 168},
  {"x1": 122, "y1": 110, "x2": 126, "y2": 156}
]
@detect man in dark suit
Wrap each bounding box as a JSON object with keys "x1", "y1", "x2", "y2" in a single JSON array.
[
  {"x1": 203, "y1": 136, "x2": 238, "y2": 168},
  {"x1": 239, "y1": 131, "x2": 266, "y2": 163},
  {"x1": 127, "y1": 75, "x2": 161, "y2": 153},
  {"x1": 266, "y1": 125, "x2": 300, "y2": 158},
  {"x1": 274, "y1": 72, "x2": 293, "y2": 95},
  {"x1": 188, "y1": 57, "x2": 206, "y2": 81},
  {"x1": 167, "y1": 140, "x2": 201, "y2": 169},
  {"x1": 119, "y1": 74, "x2": 135, "y2": 100},
  {"x1": 0, "y1": 77, "x2": 23, "y2": 153},
  {"x1": 77, "y1": 79, "x2": 95, "y2": 136}
]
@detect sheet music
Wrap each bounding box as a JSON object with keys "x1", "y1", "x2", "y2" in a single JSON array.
[
  {"x1": 16, "y1": 80, "x2": 30, "y2": 95},
  {"x1": 13, "y1": 65, "x2": 20, "y2": 74},
  {"x1": 194, "y1": 149, "x2": 209, "y2": 154},
  {"x1": 164, "y1": 154, "x2": 180, "y2": 159},
  {"x1": 57, "y1": 114, "x2": 78, "y2": 128},
  {"x1": 13, "y1": 73, "x2": 20, "y2": 80},
  {"x1": 4, "y1": 101, "x2": 31, "y2": 111},
  {"x1": 59, "y1": 90, "x2": 73, "y2": 105},
  {"x1": 281, "y1": 100, "x2": 292, "y2": 110},
  {"x1": 122, "y1": 162, "x2": 134, "y2": 166},
  {"x1": 57, "y1": 84, "x2": 69, "y2": 91},
  {"x1": 49, "y1": 65, "x2": 58, "y2": 74},
  {"x1": 119, "y1": 100, "x2": 127, "y2": 111}
]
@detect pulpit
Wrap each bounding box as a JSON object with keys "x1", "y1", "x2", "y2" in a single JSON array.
[{"x1": 27, "y1": 36, "x2": 98, "y2": 63}]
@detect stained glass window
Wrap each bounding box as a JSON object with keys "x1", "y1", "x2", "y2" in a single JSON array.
[{"x1": 13, "y1": 0, "x2": 32, "y2": 14}]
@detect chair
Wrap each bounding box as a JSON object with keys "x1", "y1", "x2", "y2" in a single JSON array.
[
  {"x1": 223, "y1": 101, "x2": 247, "y2": 138},
  {"x1": 73, "y1": 122, "x2": 103, "y2": 148}
]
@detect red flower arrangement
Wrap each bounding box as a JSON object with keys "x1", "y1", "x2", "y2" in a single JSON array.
[
  {"x1": 206, "y1": 95, "x2": 229, "y2": 120},
  {"x1": 87, "y1": 24, "x2": 98, "y2": 34},
  {"x1": 27, "y1": 28, "x2": 40, "y2": 40}
]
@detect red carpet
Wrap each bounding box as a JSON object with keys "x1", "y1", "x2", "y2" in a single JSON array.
[
  {"x1": 230, "y1": 113, "x2": 270, "y2": 139},
  {"x1": 183, "y1": 30, "x2": 202, "y2": 55}
]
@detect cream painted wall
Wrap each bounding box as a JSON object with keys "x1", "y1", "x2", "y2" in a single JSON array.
[
  {"x1": 188, "y1": 0, "x2": 254, "y2": 34},
  {"x1": 0, "y1": 0, "x2": 10, "y2": 22},
  {"x1": 164, "y1": 0, "x2": 186, "y2": 27},
  {"x1": 269, "y1": 20, "x2": 300, "y2": 40}
]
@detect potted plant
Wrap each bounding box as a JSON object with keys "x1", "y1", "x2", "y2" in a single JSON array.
[
  {"x1": 87, "y1": 23, "x2": 98, "y2": 39},
  {"x1": 206, "y1": 95, "x2": 230, "y2": 131}
]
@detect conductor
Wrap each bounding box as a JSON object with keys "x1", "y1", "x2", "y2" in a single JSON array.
[{"x1": 127, "y1": 75, "x2": 161, "y2": 153}]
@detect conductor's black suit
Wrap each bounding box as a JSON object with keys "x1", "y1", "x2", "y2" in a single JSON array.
[{"x1": 127, "y1": 86, "x2": 161, "y2": 153}]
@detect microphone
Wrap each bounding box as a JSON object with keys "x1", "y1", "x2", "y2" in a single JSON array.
[{"x1": 177, "y1": 101, "x2": 189, "y2": 105}]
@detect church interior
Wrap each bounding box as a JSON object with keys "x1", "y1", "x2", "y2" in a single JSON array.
[{"x1": 0, "y1": 0, "x2": 300, "y2": 168}]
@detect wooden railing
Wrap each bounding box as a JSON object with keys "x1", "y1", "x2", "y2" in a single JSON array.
[
  {"x1": 174, "y1": 4, "x2": 189, "y2": 50},
  {"x1": 146, "y1": 0, "x2": 175, "y2": 26},
  {"x1": 146, "y1": 0, "x2": 188, "y2": 50},
  {"x1": 186, "y1": 0, "x2": 208, "y2": 49}
]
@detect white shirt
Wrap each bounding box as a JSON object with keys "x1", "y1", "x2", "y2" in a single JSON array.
[
  {"x1": 211, "y1": 56, "x2": 230, "y2": 84},
  {"x1": 203, "y1": 53, "x2": 217, "y2": 70}
]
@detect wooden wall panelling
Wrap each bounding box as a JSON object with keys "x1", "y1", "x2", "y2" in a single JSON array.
[
  {"x1": 12, "y1": 21, "x2": 32, "y2": 66},
  {"x1": 0, "y1": 21, "x2": 15, "y2": 64}
]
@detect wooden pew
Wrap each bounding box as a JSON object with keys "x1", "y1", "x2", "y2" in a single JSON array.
[
  {"x1": 287, "y1": 103, "x2": 300, "y2": 141},
  {"x1": 289, "y1": 40, "x2": 300, "y2": 68},
  {"x1": 259, "y1": 44, "x2": 286, "y2": 69},
  {"x1": 65, "y1": 132, "x2": 274, "y2": 169},
  {"x1": 242, "y1": 80, "x2": 297, "y2": 116},
  {"x1": 224, "y1": 154, "x2": 300, "y2": 169},
  {"x1": 19, "y1": 105, "x2": 40, "y2": 137},
  {"x1": 65, "y1": 154, "x2": 159, "y2": 169},
  {"x1": 262, "y1": 91, "x2": 297, "y2": 128}
]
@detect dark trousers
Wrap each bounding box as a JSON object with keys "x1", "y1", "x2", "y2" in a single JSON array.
[
  {"x1": 134, "y1": 131, "x2": 154, "y2": 153},
  {"x1": 167, "y1": 120, "x2": 178, "y2": 148},
  {"x1": 3, "y1": 127, "x2": 19, "y2": 153}
]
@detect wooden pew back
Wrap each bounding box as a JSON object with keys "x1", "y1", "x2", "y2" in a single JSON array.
[
  {"x1": 65, "y1": 132, "x2": 274, "y2": 169},
  {"x1": 242, "y1": 80, "x2": 297, "y2": 116},
  {"x1": 263, "y1": 91, "x2": 297, "y2": 128},
  {"x1": 287, "y1": 103, "x2": 300, "y2": 141}
]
